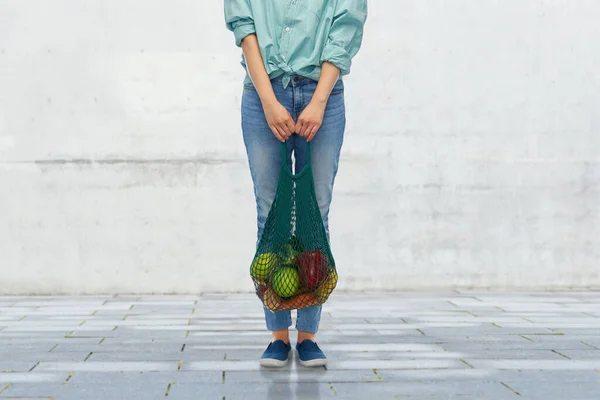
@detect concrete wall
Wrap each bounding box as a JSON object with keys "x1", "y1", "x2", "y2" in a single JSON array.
[{"x1": 1, "y1": 0, "x2": 599, "y2": 294}]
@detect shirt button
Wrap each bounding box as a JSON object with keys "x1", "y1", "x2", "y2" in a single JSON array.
[{"x1": 285, "y1": 27, "x2": 291, "y2": 32}]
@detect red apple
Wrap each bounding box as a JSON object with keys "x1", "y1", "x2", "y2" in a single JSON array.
[{"x1": 297, "y1": 250, "x2": 328, "y2": 290}]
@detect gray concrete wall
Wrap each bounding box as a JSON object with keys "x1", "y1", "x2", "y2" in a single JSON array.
[{"x1": 1, "y1": 0, "x2": 599, "y2": 294}]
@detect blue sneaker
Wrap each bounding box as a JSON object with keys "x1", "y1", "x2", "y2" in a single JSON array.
[
  {"x1": 296, "y1": 340, "x2": 327, "y2": 367},
  {"x1": 260, "y1": 340, "x2": 292, "y2": 368}
]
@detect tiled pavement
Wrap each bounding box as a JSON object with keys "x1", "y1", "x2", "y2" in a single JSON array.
[{"x1": 1, "y1": 292, "x2": 600, "y2": 400}]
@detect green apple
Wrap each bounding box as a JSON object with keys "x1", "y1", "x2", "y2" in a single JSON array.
[{"x1": 271, "y1": 266, "x2": 300, "y2": 298}]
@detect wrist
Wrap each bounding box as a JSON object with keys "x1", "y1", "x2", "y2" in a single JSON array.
[
  {"x1": 311, "y1": 95, "x2": 328, "y2": 107},
  {"x1": 260, "y1": 94, "x2": 279, "y2": 108}
]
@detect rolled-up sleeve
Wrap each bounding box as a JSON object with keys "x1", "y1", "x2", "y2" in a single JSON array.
[
  {"x1": 320, "y1": 0, "x2": 368, "y2": 76},
  {"x1": 224, "y1": 0, "x2": 256, "y2": 47}
]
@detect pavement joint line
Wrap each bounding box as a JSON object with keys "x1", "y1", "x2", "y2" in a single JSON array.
[
  {"x1": 529, "y1": 331, "x2": 564, "y2": 336},
  {"x1": 98, "y1": 337, "x2": 106, "y2": 344},
  {"x1": 520, "y1": 317, "x2": 534, "y2": 323},
  {"x1": 447, "y1": 301, "x2": 458, "y2": 307},
  {"x1": 500, "y1": 381, "x2": 521, "y2": 396},
  {"x1": 0, "y1": 384, "x2": 10, "y2": 395},
  {"x1": 495, "y1": 306, "x2": 506, "y2": 312},
  {"x1": 64, "y1": 331, "x2": 73, "y2": 338},
  {"x1": 78, "y1": 320, "x2": 86, "y2": 327},
  {"x1": 471, "y1": 296, "x2": 484, "y2": 302},
  {"x1": 582, "y1": 312, "x2": 597, "y2": 318},
  {"x1": 129, "y1": 305, "x2": 134, "y2": 310},
  {"x1": 165, "y1": 382, "x2": 173, "y2": 397},
  {"x1": 48, "y1": 344, "x2": 59, "y2": 352},
  {"x1": 29, "y1": 361, "x2": 40, "y2": 372},
  {"x1": 329, "y1": 382, "x2": 337, "y2": 396},
  {"x1": 461, "y1": 310, "x2": 478, "y2": 317},
  {"x1": 186, "y1": 330, "x2": 190, "y2": 337},
  {"x1": 122, "y1": 315, "x2": 128, "y2": 321},
  {"x1": 490, "y1": 322, "x2": 502, "y2": 328},
  {"x1": 181, "y1": 344, "x2": 186, "y2": 352},
  {"x1": 582, "y1": 341, "x2": 599, "y2": 350},
  {"x1": 177, "y1": 360, "x2": 183, "y2": 371},
  {"x1": 517, "y1": 334, "x2": 534, "y2": 342},
  {"x1": 63, "y1": 372, "x2": 74, "y2": 384},
  {"x1": 459, "y1": 358, "x2": 475, "y2": 369},
  {"x1": 551, "y1": 349, "x2": 571, "y2": 359},
  {"x1": 192, "y1": 308, "x2": 196, "y2": 314},
  {"x1": 91, "y1": 310, "x2": 97, "y2": 316},
  {"x1": 84, "y1": 352, "x2": 93, "y2": 361},
  {"x1": 224, "y1": 352, "x2": 227, "y2": 361},
  {"x1": 222, "y1": 371, "x2": 226, "y2": 383},
  {"x1": 188, "y1": 318, "x2": 192, "y2": 325},
  {"x1": 416, "y1": 328, "x2": 426, "y2": 336},
  {"x1": 372, "y1": 368, "x2": 384, "y2": 382},
  {"x1": 112, "y1": 325, "x2": 118, "y2": 331},
  {"x1": 18, "y1": 315, "x2": 26, "y2": 321}
]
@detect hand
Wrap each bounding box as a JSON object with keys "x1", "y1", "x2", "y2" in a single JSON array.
[
  {"x1": 296, "y1": 100, "x2": 326, "y2": 142},
  {"x1": 263, "y1": 101, "x2": 295, "y2": 142}
]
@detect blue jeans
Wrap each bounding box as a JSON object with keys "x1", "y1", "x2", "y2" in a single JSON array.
[{"x1": 242, "y1": 76, "x2": 345, "y2": 334}]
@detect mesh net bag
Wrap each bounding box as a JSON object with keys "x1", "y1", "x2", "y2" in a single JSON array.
[{"x1": 250, "y1": 142, "x2": 338, "y2": 311}]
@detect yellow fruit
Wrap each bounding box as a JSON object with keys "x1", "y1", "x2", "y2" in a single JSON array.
[
  {"x1": 315, "y1": 270, "x2": 338, "y2": 301},
  {"x1": 251, "y1": 252, "x2": 279, "y2": 279}
]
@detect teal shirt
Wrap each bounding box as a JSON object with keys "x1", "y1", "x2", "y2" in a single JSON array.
[{"x1": 225, "y1": 0, "x2": 367, "y2": 88}]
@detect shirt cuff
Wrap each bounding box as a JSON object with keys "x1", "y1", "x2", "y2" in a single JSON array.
[
  {"x1": 321, "y1": 43, "x2": 351, "y2": 76},
  {"x1": 234, "y1": 23, "x2": 256, "y2": 47}
]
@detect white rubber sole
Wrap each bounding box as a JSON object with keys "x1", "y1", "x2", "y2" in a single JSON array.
[
  {"x1": 260, "y1": 349, "x2": 292, "y2": 368},
  {"x1": 298, "y1": 356, "x2": 328, "y2": 368}
]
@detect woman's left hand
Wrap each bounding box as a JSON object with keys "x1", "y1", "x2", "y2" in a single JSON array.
[{"x1": 296, "y1": 100, "x2": 326, "y2": 142}]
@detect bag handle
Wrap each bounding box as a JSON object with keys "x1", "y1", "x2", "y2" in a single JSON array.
[{"x1": 280, "y1": 140, "x2": 311, "y2": 169}]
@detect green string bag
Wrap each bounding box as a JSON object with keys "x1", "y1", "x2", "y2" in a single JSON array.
[{"x1": 250, "y1": 141, "x2": 338, "y2": 311}]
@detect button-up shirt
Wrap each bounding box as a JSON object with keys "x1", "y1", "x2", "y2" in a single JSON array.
[{"x1": 225, "y1": 0, "x2": 368, "y2": 88}]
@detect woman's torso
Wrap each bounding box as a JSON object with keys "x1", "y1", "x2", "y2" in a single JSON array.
[{"x1": 242, "y1": 0, "x2": 338, "y2": 86}]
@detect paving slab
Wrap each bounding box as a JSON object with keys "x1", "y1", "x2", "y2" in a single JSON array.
[
  {"x1": 35, "y1": 361, "x2": 178, "y2": 372},
  {"x1": 65, "y1": 371, "x2": 222, "y2": 384},
  {"x1": 0, "y1": 292, "x2": 598, "y2": 400}
]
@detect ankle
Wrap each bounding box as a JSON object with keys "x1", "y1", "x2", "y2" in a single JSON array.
[
  {"x1": 271, "y1": 329, "x2": 290, "y2": 344},
  {"x1": 297, "y1": 331, "x2": 316, "y2": 344}
]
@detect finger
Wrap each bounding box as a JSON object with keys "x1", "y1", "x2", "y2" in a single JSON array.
[
  {"x1": 286, "y1": 118, "x2": 296, "y2": 136},
  {"x1": 295, "y1": 118, "x2": 305, "y2": 137},
  {"x1": 276, "y1": 126, "x2": 289, "y2": 141},
  {"x1": 307, "y1": 125, "x2": 320, "y2": 142},
  {"x1": 301, "y1": 122, "x2": 313, "y2": 138},
  {"x1": 281, "y1": 121, "x2": 293, "y2": 139},
  {"x1": 269, "y1": 125, "x2": 285, "y2": 142}
]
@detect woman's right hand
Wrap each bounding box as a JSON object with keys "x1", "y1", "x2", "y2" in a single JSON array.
[{"x1": 262, "y1": 100, "x2": 295, "y2": 142}]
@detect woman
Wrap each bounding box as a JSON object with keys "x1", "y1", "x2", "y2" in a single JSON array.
[{"x1": 225, "y1": 0, "x2": 367, "y2": 367}]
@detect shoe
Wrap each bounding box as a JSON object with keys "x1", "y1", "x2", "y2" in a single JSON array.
[
  {"x1": 260, "y1": 340, "x2": 292, "y2": 368},
  {"x1": 296, "y1": 340, "x2": 327, "y2": 367}
]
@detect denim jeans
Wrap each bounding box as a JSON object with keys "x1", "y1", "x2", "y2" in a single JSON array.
[{"x1": 241, "y1": 76, "x2": 345, "y2": 334}]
